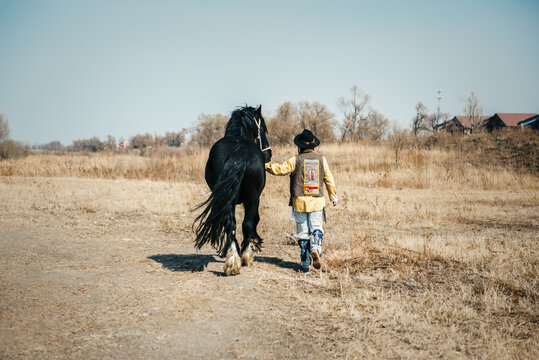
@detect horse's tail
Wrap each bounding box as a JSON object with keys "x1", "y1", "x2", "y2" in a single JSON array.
[{"x1": 193, "y1": 145, "x2": 250, "y2": 256}]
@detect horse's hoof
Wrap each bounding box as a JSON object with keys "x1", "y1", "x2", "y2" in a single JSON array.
[
  {"x1": 251, "y1": 237, "x2": 263, "y2": 252},
  {"x1": 241, "y1": 244, "x2": 254, "y2": 266},
  {"x1": 224, "y1": 243, "x2": 241, "y2": 276},
  {"x1": 224, "y1": 263, "x2": 241, "y2": 276}
]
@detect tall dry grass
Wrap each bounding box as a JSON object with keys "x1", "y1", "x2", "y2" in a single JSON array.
[
  {"x1": 253, "y1": 134, "x2": 538, "y2": 358},
  {"x1": 0, "y1": 147, "x2": 208, "y2": 182},
  {"x1": 277, "y1": 141, "x2": 538, "y2": 191},
  {"x1": 1, "y1": 139, "x2": 537, "y2": 191},
  {"x1": 258, "y1": 152, "x2": 538, "y2": 357}
]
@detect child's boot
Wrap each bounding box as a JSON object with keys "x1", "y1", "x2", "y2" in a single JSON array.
[
  {"x1": 310, "y1": 230, "x2": 323, "y2": 269},
  {"x1": 297, "y1": 239, "x2": 311, "y2": 272}
]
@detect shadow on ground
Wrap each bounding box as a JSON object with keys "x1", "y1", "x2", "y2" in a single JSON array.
[
  {"x1": 148, "y1": 254, "x2": 301, "y2": 274},
  {"x1": 254, "y1": 256, "x2": 300, "y2": 271},
  {"x1": 148, "y1": 254, "x2": 219, "y2": 272}
]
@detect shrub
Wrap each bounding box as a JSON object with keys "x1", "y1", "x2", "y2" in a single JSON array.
[
  {"x1": 0, "y1": 140, "x2": 30, "y2": 159},
  {"x1": 71, "y1": 137, "x2": 105, "y2": 153}
]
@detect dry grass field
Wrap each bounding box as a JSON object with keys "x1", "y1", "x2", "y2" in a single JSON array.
[{"x1": 1, "y1": 139, "x2": 538, "y2": 359}]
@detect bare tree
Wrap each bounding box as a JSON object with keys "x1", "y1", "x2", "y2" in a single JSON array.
[
  {"x1": 427, "y1": 112, "x2": 450, "y2": 132},
  {"x1": 130, "y1": 133, "x2": 154, "y2": 149},
  {"x1": 40, "y1": 141, "x2": 64, "y2": 152},
  {"x1": 0, "y1": 140, "x2": 30, "y2": 159},
  {"x1": 411, "y1": 102, "x2": 428, "y2": 136},
  {"x1": 190, "y1": 113, "x2": 228, "y2": 147},
  {"x1": 161, "y1": 130, "x2": 186, "y2": 147},
  {"x1": 338, "y1": 86, "x2": 370, "y2": 142},
  {"x1": 366, "y1": 109, "x2": 389, "y2": 141},
  {"x1": 296, "y1": 101, "x2": 336, "y2": 142},
  {"x1": 0, "y1": 114, "x2": 9, "y2": 142},
  {"x1": 462, "y1": 92, "x2": 483, "y2": 133},
  {"x1": 389, "y1": 121, "x2": 408, "y2": 165},
  {"x1": 105, "y1": 135, "x2": 117, "y2": 150},
  {"x1": 72, "y1": 137, "x2": 105, "y2": 152},
  {"x1": 267, "y1": 101, "x2": 300, "y2": 145}
]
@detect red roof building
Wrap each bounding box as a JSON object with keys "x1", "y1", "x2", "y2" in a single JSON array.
[
  {"x1": 485, "y1": 113, "x2": 538, "y2": 132},
  {"x1": 518, "y1": 115, "x2": 539, "y2": 130},
  {"x1": 438, "y1": 115, "x2": 489, "y2": 134}
]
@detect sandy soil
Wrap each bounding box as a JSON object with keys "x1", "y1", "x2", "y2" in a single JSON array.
[
  {"x1": 0, "y1": 177, "x2": 350, "y2": 359},
  {"x1": 1, "y1": 176, "x2": 537, "y2": 359}
]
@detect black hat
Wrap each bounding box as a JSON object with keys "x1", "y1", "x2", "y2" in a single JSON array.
[{"x1": 294, "y1": 129, "x2": 320, "y2": 149}]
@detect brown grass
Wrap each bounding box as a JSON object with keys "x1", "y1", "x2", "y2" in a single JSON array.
[
  {"x1": 1, "y1": 136, "x2": 537, "y2": 190},
  {"x1": 0, "y1": 147, "x2": 208, "y2": 181},
  {"x1": 254, "y1": 163, "x2": 538, "y2": 357},
  {"x1": 257, "y1": 138, "x2": 538, "y2": 358}
]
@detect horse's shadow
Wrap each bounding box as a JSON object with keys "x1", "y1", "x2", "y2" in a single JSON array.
[
  {"x1": 147, "y1": 253, "x2": 301, "y2": 273},
  {"x1": 147, "y1": 254, "x2": 219, "y2": 272}
]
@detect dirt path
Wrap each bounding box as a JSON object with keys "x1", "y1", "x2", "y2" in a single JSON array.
[
  {"x1": 1, "y1": 226, "x2": 332, "y2": 359},
  {"x1": 0, "y1": 177, "x2": 346, "y2": 359}
]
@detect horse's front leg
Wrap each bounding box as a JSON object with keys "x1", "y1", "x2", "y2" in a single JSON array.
[
  {"x1": 224, "y1": 209, "x2": 241, "y2": 276},
  {"x1": 240, "y1": 199, "x2": 261, "y2": 266}
]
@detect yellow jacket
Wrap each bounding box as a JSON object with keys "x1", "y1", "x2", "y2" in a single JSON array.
[{"x1": 265, "y1": 150, "x2": 337, "y2": 212}]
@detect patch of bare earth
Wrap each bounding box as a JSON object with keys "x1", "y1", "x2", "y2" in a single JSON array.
[{"x1": 1, "y1": 176, "x2": 538, "y2": 359}]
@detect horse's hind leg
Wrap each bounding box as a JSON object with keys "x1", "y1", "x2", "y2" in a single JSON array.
[
  {"x1": 241, "y1": 242, "x2": 254, "y2": 267},
  {"x1": 224, "y1": 212, "x2": 242, "y2": 275},
  {"x1": 241, "y1": 200, "x2": 260, "y2": 266},
  {"x1": 224, "y1": 237, "x2": 241, "y2": 276}
]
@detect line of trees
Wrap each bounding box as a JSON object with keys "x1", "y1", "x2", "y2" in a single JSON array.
[
  {"x1": 44, "y1": 86, "x2": 394, "y2": 153},
  {"x1": 3, "y1": 87, "x2": 491, "y2": 156},
  {"x1": 34, "y1": 130, "x2": 188, "y2": 153},
  {"x1": 266, "y1": 87, "x2": 389, "y2": 146},
  {"x1": 267, "y1": 101, "x2": 335, "y2": 145}
]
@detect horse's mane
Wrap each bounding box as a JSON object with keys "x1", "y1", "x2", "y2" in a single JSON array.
[{"x1": 225, "y1": 106, "x2": 264, "y2": 139}]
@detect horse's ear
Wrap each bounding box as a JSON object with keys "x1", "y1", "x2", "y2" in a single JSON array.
[{"x1": 255, "y1": 105, "x2": 262, "y2": 118}]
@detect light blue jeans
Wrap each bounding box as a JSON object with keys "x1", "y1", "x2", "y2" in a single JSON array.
[{"x1": 294, "y1": 210, "x2": 324, "y2": 270}]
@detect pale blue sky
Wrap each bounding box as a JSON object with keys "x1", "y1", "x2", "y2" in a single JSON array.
[{"x1": 1, "y1": 0, "x2": 538, "y2": 145}]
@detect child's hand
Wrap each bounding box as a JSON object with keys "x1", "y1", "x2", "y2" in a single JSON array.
[{"x1": 332, "y1": 195, "x2": 338, "y2": 206}]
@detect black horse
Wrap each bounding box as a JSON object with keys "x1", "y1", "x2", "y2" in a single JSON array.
[{"x1": 193, "y1": 105, "x2": 272, "y2": 275}]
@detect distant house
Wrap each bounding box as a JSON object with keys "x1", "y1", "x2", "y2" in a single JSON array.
[
  {"x1": 119, "y1": 140, "x2": 130, "y2": 149},
  {"x1": 437, "y1": 116, "x2": 489, "y2": 134},
  {"x1": 484, "y1": 113, "x2": 538, "y2": 132},
  {"x1": 518, "y1": 114, "x2": 539, "y2": 131}
]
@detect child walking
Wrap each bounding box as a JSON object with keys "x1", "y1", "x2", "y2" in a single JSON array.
[{"x1": 265, "y1": 129, "x2": 337, "y2": 272}]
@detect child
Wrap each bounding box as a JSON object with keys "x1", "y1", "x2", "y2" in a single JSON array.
[{"x1": 265, "y1": 129, "x2": 337, "y2": 272}]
